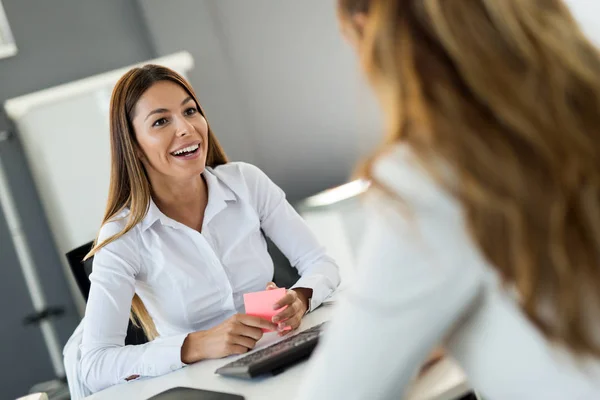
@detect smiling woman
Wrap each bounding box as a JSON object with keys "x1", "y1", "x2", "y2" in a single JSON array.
[
  {"x1": 129, "y1": 80, "x2": 214, "y2": 233},
  {"x1": 74, "y1": 65, "x2": 340, "y2": 394}
]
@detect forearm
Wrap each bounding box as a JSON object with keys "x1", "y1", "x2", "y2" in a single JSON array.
[
  {"x1": 80, "y1": 333, "x2": 188, "y2": 393},
  {"x1": 256, "y1": 180, "x2": 340, "y2": 311}
]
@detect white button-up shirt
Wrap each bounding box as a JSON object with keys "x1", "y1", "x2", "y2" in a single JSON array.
[{"x1": 80, "y1": 162, "x2": 340, "y2": 393}]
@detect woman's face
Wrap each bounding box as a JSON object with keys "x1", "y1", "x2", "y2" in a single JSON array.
[
  {"x1": 337, "y1": 8, "x2": 367, "y2": 52},
  {"x1": 131, "y1": 80, "x2": 209, "y2": 183}
]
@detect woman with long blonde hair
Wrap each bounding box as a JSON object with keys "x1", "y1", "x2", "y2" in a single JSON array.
[
  {"x1": 297, "y1": 1, "x2": 600, "y2": 399},
  {"x1": 77, "y1": 65, "x2": 339, "y2": 394}
]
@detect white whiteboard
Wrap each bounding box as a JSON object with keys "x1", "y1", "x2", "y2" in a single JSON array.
[{"x1": 4, "y1": 51, "x2": 194, "y2": 312}]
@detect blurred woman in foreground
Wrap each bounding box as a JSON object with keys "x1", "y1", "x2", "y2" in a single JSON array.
[{"x1": 298, "y1": 1, "x2": 600, "y2": 399}]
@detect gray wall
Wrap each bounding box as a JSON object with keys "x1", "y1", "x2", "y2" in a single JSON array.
[
  {"x1": 136, "y1": 0, "x2": 600, "y2": 204},
  {"x1": 138, "y1": 0, "x2": 382, "y2": 202},
  {"x1": 0, "y1": 0, "x2": 155, "y2": 397}
]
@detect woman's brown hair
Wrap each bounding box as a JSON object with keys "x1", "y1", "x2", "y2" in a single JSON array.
[
  {"x1": 340, "y1": 0, "x2": 600, "y2": 356},
  {"x1": 85, "y1": 65, "x2": 228, "y2": 340}
]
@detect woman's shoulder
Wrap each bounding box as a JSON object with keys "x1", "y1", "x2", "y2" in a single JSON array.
[
  {"x1": 97, "y1": 208, "x2": 139, "y2": 244},
  {"x1": 209, "y1": 162, "x2": 270, "y2": 186},
  {"x1": 93, "y1": 208, "x2": 142, "y2": 274},
  {"x1": 372, "y1": 144, "x2": 459, "y2": 212}
]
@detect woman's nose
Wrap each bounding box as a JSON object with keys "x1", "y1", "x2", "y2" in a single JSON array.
[{"x1": 174, "y1": 117, "x2": 193, "y2": 137}]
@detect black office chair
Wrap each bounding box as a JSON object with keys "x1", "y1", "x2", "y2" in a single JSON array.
[
  {"x1": 66, "y1": 241, "x2": 148, "y2": 345},
  {"x1": 266, "y1": 237, "x2": 301, "y2": 289}
]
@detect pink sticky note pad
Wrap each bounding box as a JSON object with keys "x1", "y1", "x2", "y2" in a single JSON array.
[{"x1": 244, "y1": 288, "x2": 291, "y2": 332}]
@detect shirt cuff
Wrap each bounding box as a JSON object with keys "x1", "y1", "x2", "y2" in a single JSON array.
[
  {"x1": 141, "y1": 332, "x2": 189, "y2": 377},
  {"x1": 291, "y1": 275, "x2": 334, "y2": 312}
]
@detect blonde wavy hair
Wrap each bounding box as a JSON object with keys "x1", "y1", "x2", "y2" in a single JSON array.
[
  {"x1": 339, "y1": 0, "x2": 600, "y2": 357},
  {"x1": 85, "y1": 65, "x2": 228, "y2": 340}
]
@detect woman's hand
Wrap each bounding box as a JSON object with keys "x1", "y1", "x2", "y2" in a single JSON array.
[
  {"x1": 181, "y1": 314, "x2": 276, "y2": 364},
  {"x1": 266, "y1": 282, "x2": 312, "y2": 336}
]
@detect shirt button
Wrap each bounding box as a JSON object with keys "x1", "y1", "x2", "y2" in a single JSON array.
[{"x1": 170, "y1": 364, "x2": 179, "y2": 371}]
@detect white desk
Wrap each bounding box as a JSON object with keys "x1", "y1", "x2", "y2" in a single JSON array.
[{"x1": 86, "y1": 304, "x2": 471, "y2": 400}]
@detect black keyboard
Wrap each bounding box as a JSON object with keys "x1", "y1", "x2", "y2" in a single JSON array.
[{"x1": 215, "y1": 322, "x2": 327, "y2": 378}]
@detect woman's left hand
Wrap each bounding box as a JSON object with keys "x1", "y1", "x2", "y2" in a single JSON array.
[{"x1": 266, "y1": 282, "x2": 311, "y2": 336}]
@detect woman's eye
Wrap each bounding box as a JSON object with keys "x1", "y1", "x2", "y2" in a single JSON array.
[
  {"x1": 184, "y1": 107, "x2": 198, "y2": 116},
  {"x1": 152, "y1": 117, "x2": 168, "y2": 127}
]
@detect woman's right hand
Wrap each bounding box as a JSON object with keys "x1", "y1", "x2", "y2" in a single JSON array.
[{"x1": 180, "y1": 314, "x2": 276, "y2": 364}]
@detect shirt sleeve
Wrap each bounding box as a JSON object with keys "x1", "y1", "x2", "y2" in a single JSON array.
[
  {"x1": 79, "y1": 220, "x2": 188, "y2": 393},
  {"x1": 240, "y1": 163, "x2": 341, "y2": 311},
  {"x1": 295, "y1": 152, "x2": 484, "y2": 400}
]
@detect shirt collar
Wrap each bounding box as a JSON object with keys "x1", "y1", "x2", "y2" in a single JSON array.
[
  {"x1": 140, "y1": 166, "x2": 236, "y2": 232},
  {"x1": 141, "y1": 198, "x2": 163, "y2": 231},
  {"x1": 202, "y1": 166, "x2": 237, "y2": 227}
]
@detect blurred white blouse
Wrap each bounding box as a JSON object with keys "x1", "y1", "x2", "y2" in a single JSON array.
[
  {"x1": 296, "y1": 146, "x2": 600, "y2": 400},
  {"x1": 78, "y1": 162, "x2": 340, "y2": 393}
]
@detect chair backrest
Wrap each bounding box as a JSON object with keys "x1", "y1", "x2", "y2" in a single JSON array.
[
  {"x1": 65, "y1": 242, "x2": 148, "y2": 345},
  {"x1": 65, "y1": 241, "x2": 94, "y2": 301}
]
